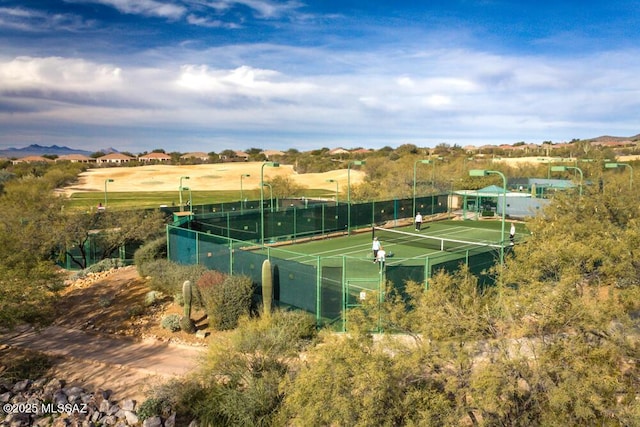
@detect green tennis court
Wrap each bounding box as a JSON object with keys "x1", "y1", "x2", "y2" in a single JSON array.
[{"x1": 248, "y1": 219, "x2": 509, "y2": 285}]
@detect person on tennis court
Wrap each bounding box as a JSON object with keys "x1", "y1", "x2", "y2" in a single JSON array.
[
  {"x1": 376, "y1": 246, "x2": 386, "y2": 265},
  {"x1": 415, "y1": 212, "x2": 423, "y2": 231},
  {"x1": 509, "y1": 222, "x2": 516, "y2": 245},
  {"x1": 372, "y1": 236, "x2": 381, "y2": 263}
]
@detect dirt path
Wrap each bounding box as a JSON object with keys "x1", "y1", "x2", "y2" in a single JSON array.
[
  {"x1": 0, "y1": 267, "x2": 207, "y2": 402},
  {"x1": 0, "y1": 326, "x2": 203, "y2": 401}
]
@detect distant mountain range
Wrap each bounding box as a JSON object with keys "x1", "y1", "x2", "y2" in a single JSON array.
[{"x1": 0, "y1": 144, "x2": 119, "y2": 158}]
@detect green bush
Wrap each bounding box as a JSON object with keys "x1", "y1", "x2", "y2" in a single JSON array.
[
  {"x1": 160, "y1": 314, "x2": 181, "y2": 332},
  {"x1": 202, "y1": 274, "x2": 254, "y2": 331},
  {"x1": 142, "y1": 259, "x2": 206, "y2": 296},
  {"x1": 81, "y1": 258, "x2": 124, "y2": 275},
  {"x1": 66, "y1": 260, "x2": 119, "y2": 282},
  {"x1": 134, "y1": 237, "x2": 167, "y2": 276},
  {"x1": 137, "y1": 397, "x2": 172, "y2": 421}
]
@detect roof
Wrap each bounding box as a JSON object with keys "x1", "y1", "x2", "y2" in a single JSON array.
[
  {"x1": 511, "y1": 178, "x2": 577, "y2": 189},
  {"x1": 56, "y1": 154, "x2": 95, "y2": 162},
  {"x1": 262, "y1": 150, "x2": 285, "y2": 158},
  {"x1": 12, "y1": 155, "x2": 52, "y2": 163},
  {"x1": 328, "y1": 148, "x2": 350, "y2": 155},
  {"x1": 98, "y1": 153, "x2": 135, "y2": 160},
  {"x1": 180, "y1": 152, "x2": 209, "y2": 159},
  {"x1": 455, "y1": 185, "x2": 531, "y2": 198},
  {"x1": 139, "y1": 152, "x2": 172, "y2": 160}
]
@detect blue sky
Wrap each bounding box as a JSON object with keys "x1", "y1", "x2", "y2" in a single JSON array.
[{"x1": 0, "y1": 0, "x2": 639, "y2": 154}]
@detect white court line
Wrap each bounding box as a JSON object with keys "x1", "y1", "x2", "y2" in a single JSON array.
[{"x1": 282, "y1": 240, "x2": 371, "y2": 262}]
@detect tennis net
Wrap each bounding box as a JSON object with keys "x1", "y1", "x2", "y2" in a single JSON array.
[{"x1": 372, "y1": 227, "x2": 502, "y2": 254}]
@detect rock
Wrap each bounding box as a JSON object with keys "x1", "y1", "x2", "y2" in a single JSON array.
[
  {"x1": 12, "y1": 379, "x2": 31, "y2": 393},
  {"x1": 121, "y1": 398, "x2": 136, "y2": 411},
  {"x1": 2, "y1": 374, "x2": 178, "y2": 426},
  {"x1": 53, "y1": 389, "x2": 68, "y2": 405},
  {"x1": 164, "y1": 413, "x2": 176, "y2": 427},
  {"x1": 195, "y1": 330, "x2": 210, "y2": 339},
  {"x1": 65, "y1": 386, "x2": 85, "y2": 396},
  {"x1": 143, "y1": 416, "x2": 163, "y2": 427},
  {"x1": 124, "y1": 410, "x2": 139, "y2": 425},
  {"x1": 99, "y1": 398, "x2": 111, "y2": 413}
]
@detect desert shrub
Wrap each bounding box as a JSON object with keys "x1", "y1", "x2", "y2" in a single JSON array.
[
  {"x1": 142, "y1": 259, "x2": 206, "y2": 296},
  {"x1": 85, "y1": 258, "x2": 124, "y2": 274},
  {"x1": 233, "y1": 309, "x2": 318, "y2": 355},
  {"x1": 97, "y1": 294, "x2": 114, "y2": 308},
  {"x1": 143, "y1": 378, "x2": 210, "y2": 426},
  {"x1": 126, "y1": 304, "x2": 145, "y2": 318},
  {"x1": 144, "y1": 290, "x2": 162, "y2": 307},
  {"x1": 188, "y1": 311, "x2": 316, "y2": 425},
  {"x1": 161, "y1": 314, "x2": 181, "y2": 332},
  {"x1": 134, "y1": 237, "x2": 168, "y2": 276},
  {"x1": 70, "y1": 258, "x2": 124, "y2": 281},
  {"x1": 0, "y1": 352, "x2": 53, "y2": 383},
  {"x1": 195, "y1": 270, "x2": 227, "y2": 308},
  {"x1": 137, "y1": 397, "x2": 172, "y2": 421},
  {"x1": 203, "y1": 274, "x2": 254, "y2": 331}
]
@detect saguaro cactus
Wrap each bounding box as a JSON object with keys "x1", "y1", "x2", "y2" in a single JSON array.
[
  {"x1": 261, "y1": 259, "x2": 273, "y2": 317},
  {"x1": 180, "y1": 280, "x2": 196, "y2": 333},
  {"x1": 182, "y1": 280, "x2": 192, "y2": 318}
]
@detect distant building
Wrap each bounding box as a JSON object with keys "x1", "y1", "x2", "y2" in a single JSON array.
[
  {"x1": 138, "y1": 152, "x2": 172, "y2": 162},
  {"x1": 56, "y1": 154, "x2": 96, "y2": 163},
  {"x1": 328, "y1": 148, "x2": 350, "y2": 155},
  {"x1": 180, "y1": 152, "x2": 210, "y2": 161},
  {"x1": 219, "y1": 151, "x2": 249, "y2": 162},
  {"x1": 262, "y1": 150, "x2": 285, "y2": 159},
  {"x1": 11, "y1": 155, "x2": 53, "y2": 165},
  {"x1": 96, "y1": 153, "x2": 135, "y2": 164},
  {"x1": 351, "y1": 148, "x2": 372, "y2": 154}
]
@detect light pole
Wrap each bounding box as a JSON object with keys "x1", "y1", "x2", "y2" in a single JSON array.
[
  {"x1": 326, "y1": 179, "x2": 339, "y2": 206},
  {"x1": 605, "y1": 162, "x2": 633, "y2": 189},
  {"x1": 469, "y1": 169, "x2": 506, "y2": 265},
  {"x1": 550, "y1": 165, "x2": 583, "y2": 196},
  {"x1": 347, "y1": 160, "x2": 366, "y2": 235},
  {"x1": 260, "y1": 162, "x2": 279, "y2": 245},
  {"x1": 104, "y1": 179, "x2": 114, "y2": 208},
  {"x1": 179, "y1": 176, "x2": 190, "y2": 210},
  {"x1": 430, "y1": 156, "x2": 443, "y2": 187},
  {"x1": 182, "y1": 187, "x2": 193, "y2": 212},
  {"x1": 262, "y1": 182, "x2": 273, "y2": 212},
  {"x1": 413, "y1": 159, "x2": 431, "y2": 219},
  {"x1": 240, "y1": 174, "x2": 250, "y2": 213}
]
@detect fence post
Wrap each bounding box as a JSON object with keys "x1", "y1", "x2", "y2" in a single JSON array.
[{"x1": 316, "y1": 256, "x2": 321, "y2": 328}]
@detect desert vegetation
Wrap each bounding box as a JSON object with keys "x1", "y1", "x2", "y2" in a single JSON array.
[{"x1": 1, "y1": 146, "x2": 640, "y2": 425}]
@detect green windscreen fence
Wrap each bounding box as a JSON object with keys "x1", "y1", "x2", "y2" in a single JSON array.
[{"x1": 190, "y1": 194, "x2": 448, "y2": 244}]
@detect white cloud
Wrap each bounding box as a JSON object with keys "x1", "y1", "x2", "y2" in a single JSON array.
[
  {"x1": 0, "y1": 7, "x2": 93, "y2": 32},
  {"x1": 176, "y1": 64, "x2": 316, "y2": 99},
  {"x1": 0, "y1": 56, "x2": 122, "y2": 91},
  {"x1": 194, "y1": 0, "x2": 303, "y2": 19},
  {"x1": 85, "y1": 0, "x2": 186, "y2": 19},
  {"x1": 2, "y1": 43, "x2": 640, "y2": 151}
]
